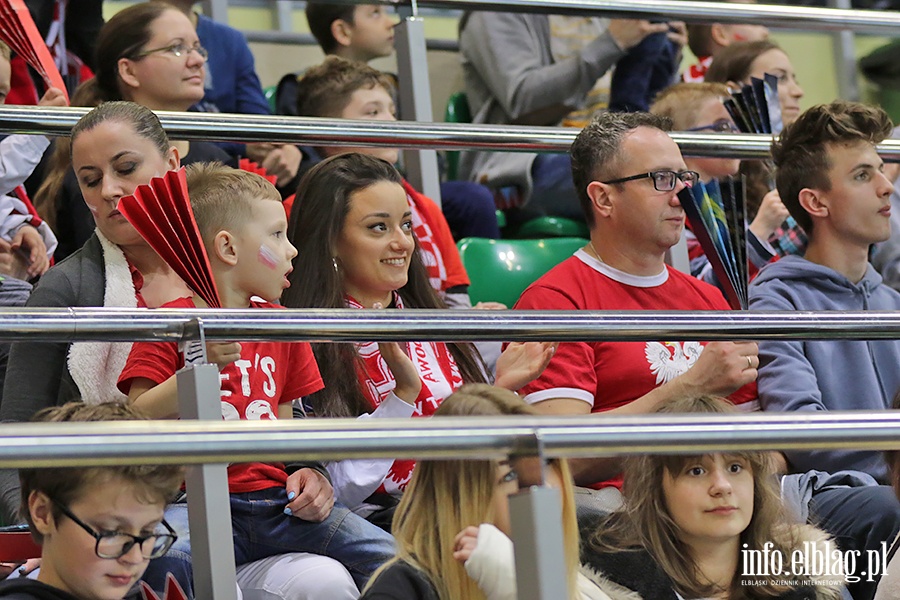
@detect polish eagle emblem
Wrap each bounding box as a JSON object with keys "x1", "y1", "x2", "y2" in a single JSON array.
[{"x1": 644, "y1": 341, "x2": 704, "y2": 385}]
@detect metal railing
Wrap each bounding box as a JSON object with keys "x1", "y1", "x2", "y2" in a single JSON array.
[
  {"x1": 5, "y1": 106, "x2": 900, "y2": 161},
  {"x1": 5, "y1": 411, "x2": 900, "y2": 468},
  {"x1": 408, "y1": 0, "x2": 900, "y2": 34},
  {"x1": 4, "y1": 307, "x2": 900, "y2": 342}
]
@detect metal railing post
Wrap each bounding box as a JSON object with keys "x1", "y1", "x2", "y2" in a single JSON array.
[
  {"x1": 666, "y1": 229, "x2": 691, "y2": 274},
  {"x1": 829, "y1": 0, "x2": 859, "y2": 102},
  {"x1": 510, "y1": 487, "x2": 570, "y2": 600},
  {"x1": 394, "y1": 9, "x2": 443, "y2": 205},
  {"x1": 177, "y1": 321, "x2": 237, "y2": 600},
  {"x1": 509, "y1": 436, "x2": 570, "y2": 600},
  {"x1": 201, "y1": 0, "x2": 229, "y2": 24}
]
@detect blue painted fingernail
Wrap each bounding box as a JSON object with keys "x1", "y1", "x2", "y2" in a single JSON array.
[
  {"x1": 288, "y1": 491, "x2": 296, "y2": 500},
  {"x1": 284, "y1": 507, "x2": 292, "y2": 515}
]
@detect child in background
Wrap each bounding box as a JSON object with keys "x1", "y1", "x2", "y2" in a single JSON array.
[
  {"x1": 116, "y1": 162, "x2": 394, "y2": 589},
  {"x1": 0, "y1": 40, "x2": 66, "y2": 280},
  {"x1": 0, "y1": 401, "x2": 183, "y2": 600}
]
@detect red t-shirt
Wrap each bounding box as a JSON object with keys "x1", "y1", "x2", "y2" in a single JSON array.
[
  {"x1": 516, "y1": 251, "x2": 758, "y2": 485},
  {"x1": 516, "y1": 251, "x2": 757, "y2": 411},
  {"x1": 402, "y1": 180, "x2": 470, "y2": 291},
  {"x1": 118, "y1": 297, "x2": 324, "y2": 493}
]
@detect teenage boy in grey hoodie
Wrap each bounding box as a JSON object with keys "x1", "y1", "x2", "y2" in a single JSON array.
[{"x1": 750, "y1": 100, "x2": 900, "y2": 483}]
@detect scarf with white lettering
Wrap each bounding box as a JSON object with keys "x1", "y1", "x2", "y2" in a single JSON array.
[{"x1": 346, "y1": 294, "x2": 463, "y2": 494}]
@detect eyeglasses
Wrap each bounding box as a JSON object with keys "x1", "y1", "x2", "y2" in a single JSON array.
[
  {"x1": 133, "y1": 42, "x2": 208, "y2": 60},
  {"x1": 602, "y1": 170, "x2": 700, "y2": 192},
  {"x1": 687, "y1": 119, "x2": 740, "y2": 134},
  {"x1": 52, "y1": 500, "x2": 177, "y2": 560}
]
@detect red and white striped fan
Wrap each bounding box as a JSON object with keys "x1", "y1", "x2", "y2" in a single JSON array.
[
  {"x1": 118, "y1": 168, "x2": 221, "y2": 309},
  {"x1": 140, "y1": 573, "x2": 188, "y2": 600},
  {"x1": 0, "y1": 0, "x2": 67, "y2": 100}
]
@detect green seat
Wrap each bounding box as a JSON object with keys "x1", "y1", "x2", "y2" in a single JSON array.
[
  {"x1": 457, "y1": 237, "x2": 585, "y2": 307},
  {"x1": 263, "y1": 84, "x2": 278, "y2": 114},
  {"x1": 515, "y1": 216, "x2": 589, "y2": 239},
  {"x1": 443, "y1": 92, "x2": 472, "y2": 181}
]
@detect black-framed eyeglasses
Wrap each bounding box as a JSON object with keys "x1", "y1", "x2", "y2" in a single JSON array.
[
  {"x1": 602, "y1": 170, "x2": 700, "y2": 192},
  {"x1": 687, "y1": 119, "x2": 740, "y2": 134},
  {"x1": 133, "y1": 42, "x2": 208, "y2": 60},
  {"x1": 52, "y1": 500, "x2": 177, "y2": 560}
]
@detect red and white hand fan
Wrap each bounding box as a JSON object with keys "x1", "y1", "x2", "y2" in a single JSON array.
[
  {"x1": 0, "y1": 0, "x2": 67, "y2": 100},
  {"x1": 118, "y1": 168, "x2": 221, "y2": 309},
  {"x1": 238, "y1": 158, "x2": 277, "y2": 185},
  {"x1": 140, "y1": 573, "x2": 188, "y2": 600}
]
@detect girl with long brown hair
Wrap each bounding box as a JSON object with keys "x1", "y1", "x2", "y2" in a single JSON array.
[{"x1": 582, "y1": 396, "x2": 842, "y2": 600}]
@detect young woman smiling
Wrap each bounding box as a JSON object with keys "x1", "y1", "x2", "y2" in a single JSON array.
[{"x1": 283, "y1": 153, "x2": 555, "y2": 526}]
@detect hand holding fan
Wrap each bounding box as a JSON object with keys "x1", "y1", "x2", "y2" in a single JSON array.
[
  {"x1": 0, "y1": 0, "x2": 67, "y2": 100},
  {"x1": 118, "y1": 167, "x2": 221, "y2": 309}
]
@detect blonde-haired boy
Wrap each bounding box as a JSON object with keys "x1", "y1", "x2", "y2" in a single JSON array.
[{"x1": 117, "y1": 162, "x2": 393, "y2": 591}]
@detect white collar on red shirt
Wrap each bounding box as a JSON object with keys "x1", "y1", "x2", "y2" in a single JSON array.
[{"x1": 574, "y1": 248, "x2": 669, "y2": 288}]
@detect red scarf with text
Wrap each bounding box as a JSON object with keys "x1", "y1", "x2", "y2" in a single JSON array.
[{"x1": 347, "y1": 294, "x2": 463, "y2": 494}]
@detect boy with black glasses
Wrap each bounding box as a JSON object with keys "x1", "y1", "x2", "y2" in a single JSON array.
[{"x1": 0, "y1": 402, "x2": 183, "y2": 600}]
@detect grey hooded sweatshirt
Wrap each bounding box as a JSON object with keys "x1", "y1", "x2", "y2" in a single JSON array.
[{"x1": 749, "y1": 255, "x2": 900, "y2": 483}]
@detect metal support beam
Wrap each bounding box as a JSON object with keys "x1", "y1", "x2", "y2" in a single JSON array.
[
  {"x1": 201, "y1": 0, "x2": 230, "y2": 23},
  {"x1": 666, "y1": 230, "x2": 691, "y2": 275},
  {"x1": 275, "y1": 0, "x2": 294, "y2": 32},
  {"x1": 510, "y1": 487, "x2": 570, "y2": 600},
  {"x1": 394, "y1": 17, "x2": 443, "y2": 205},
  {"x1": 177, "y1": 364, "x2": 238, "y2": 600},
  {"x1": 829, "y1": 0, "x2": 860, "y2": 101}
]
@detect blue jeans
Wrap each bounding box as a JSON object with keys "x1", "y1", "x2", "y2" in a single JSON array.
[
  {"x1": 142, "y1": 489, "x2": 396, "y2": 598},
  {"x1": 440, "y1": 181, "x2": 501, "y2": 239},
  {"x1": 609, "y1": 32, "x2": 678, "y2": 113},
  {"x1": 809, "y1": 485, "x2": 900, "y2": 600}
]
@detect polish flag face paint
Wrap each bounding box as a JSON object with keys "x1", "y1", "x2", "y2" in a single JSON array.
[{"x1": 258, "y1": 243, "x2": 279, "y2": 269}]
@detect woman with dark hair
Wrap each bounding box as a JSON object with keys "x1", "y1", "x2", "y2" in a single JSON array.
[
  {"x1": 283, "y1": 153, "x2": 554, "y2": 525},
  {"x1": 33, "y1": 1, "x2": 231, "y2": 261},
  {"x1": 582, "y1": 396, "x2": 842, "y2": 600}
]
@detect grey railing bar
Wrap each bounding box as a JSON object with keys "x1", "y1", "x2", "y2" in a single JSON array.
[
  {"x1": 1, "y1": 411, "x2": 900, "y2": 468},
  {"x1": 2, "y1": 307, "x2": 900, "y2": 342},
  {"x1": 255, "y1": 0, "x2": 900, "y2": 34},
  {"x1": 4, "y1": 106, "x2": 900, "y2": 161},
  {"x1": 244, "y1": 28, "x2": 460, "y2": 51},
  {"x1": 417, "y1": 0, "x2": 900, "y2": 34}
]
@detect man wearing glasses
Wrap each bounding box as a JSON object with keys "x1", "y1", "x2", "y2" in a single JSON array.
[{"x1": 512, "y1": 111, "x2": 760, "y2": 489}]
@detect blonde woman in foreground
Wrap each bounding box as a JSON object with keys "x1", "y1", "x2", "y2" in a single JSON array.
[{"x1": 360, "y1": 384, "x2": 616, "y2": 600}]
